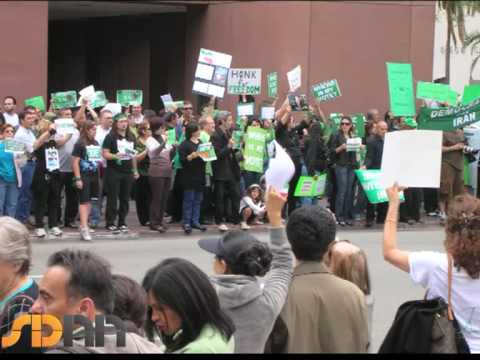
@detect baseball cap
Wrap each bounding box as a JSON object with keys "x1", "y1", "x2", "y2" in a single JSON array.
[{"x1": 198, "y1": 231, "x2": 257, "y2": 263}]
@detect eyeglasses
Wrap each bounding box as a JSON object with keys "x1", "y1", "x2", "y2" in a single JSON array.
[
  {"x1": 3, "y1": 129, "x2": 14, "y2": 134},
  {"x1": 341, "y1": 122, "x2": 351, "y2": 126}
]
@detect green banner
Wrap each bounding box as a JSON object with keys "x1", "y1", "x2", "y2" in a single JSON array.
[
  {"x1": 462, "y1": 84, "x2": 480, "y2": 105},
  {"x1": 116, "y1": 90, "x2": 143, "y2": 107},
  {"x1": 351, "y1": 113, "x2": 366, "y2": 138},
  {"x1": 312, "y1": 79, "x2": 341, "y2": 102},
  {"x1": 386, "y1": 62, "x2": 415, "y2": 116},
  {"x1": 294, "y1": 173, "x2": 327, "y2": 197},
  {"x1": 51, "y1": 91, "x2": 77, "y2": 110},
  {"x1": 416, "y1": 81, "x2": 450, "y2": 102},
  {"x1": 267, "y1": 72, "x2": 278, "y2": 98},
  {"x1": 417, "y1": 98, "x2": 480, "y2": 131},
  {"x1": 90, "y1": 91, "x2": 108, "y2": 109},
  {"x1": 24, "y1": 96, "x2": 46, "y2": 112},
  {"x1": 355, "y1": 169, "x2": 405, "y2": 204},
  {"x1": 244, "y1": 127, "x2": 266, "y2": 173}
]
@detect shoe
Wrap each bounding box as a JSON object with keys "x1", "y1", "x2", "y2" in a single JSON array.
[
  {"x1": 365, "y1": 222, "x2": 373, "y2": 228},
  {"x1": 64, "y1": 222, "x2": 78, "y2": 229},
  {"x1": 192, "y1": 223, "x2": 207, "y2": 232},
  {"x1": 106, "y1": 225, "x2": 120, "y2": 234},
  {"x1": 408, "y1": 219, "x2": 415, "y2": 226},
  {"x1": 346, "y1": 221, "x2": 354, "y2": 226},
  {"x1": 49, "y1": 227, "x2": 63, "y2": 237},
  {"x1": 119, "y1": 225, "x2": 129, "y2": 233},
  {"x1": 241, "y1": 222, "x2": 251, "y2": 230},
  {"x1": 339, "y1": 221, "x2": 346, "y2": 227},
  {"x1": 80, "y1": 228, "x2": 92, "y2": 242},
  {"x1": 218, "y1": 224, "x2": 229, "y2": 232},
  {"x1": 253, "y1": 220, "x2": 264, "y2": 225},
  {"x1": 183, "y1": 225, "x2": 192, "y2": 235},
  {"x1": 35, "y1": 228, "x2": 47, "y2": 238}
]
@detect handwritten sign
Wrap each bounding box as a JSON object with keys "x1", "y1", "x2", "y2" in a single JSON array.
[{"x1": 227, "y1": 68, "x2": 262, "y2": 95}]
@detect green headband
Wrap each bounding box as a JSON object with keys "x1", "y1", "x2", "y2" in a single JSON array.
[{"x1": 113, "y1": 113, "x2": 128, "y2": 122}]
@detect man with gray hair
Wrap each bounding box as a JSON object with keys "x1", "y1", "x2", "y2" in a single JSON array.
[{"x1": 0, "y1": 217, "x2": 39, "y2": 354}]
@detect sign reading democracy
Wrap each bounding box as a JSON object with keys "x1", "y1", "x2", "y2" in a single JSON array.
[
  {"x1": 312, "y1": 79, "x2": 341, "y2": 102},
  {"x1": 355, "y1": 169, "x2": 405, "y2": 204},
  {"x1": 244, "y1": 127, "x2": 266, "y2": 173},
  {"x1": 227, "y1": 68, "x2": 262, "y2": 95}
]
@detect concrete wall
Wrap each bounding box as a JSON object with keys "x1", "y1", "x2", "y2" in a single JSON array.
[
  {"x1": 185, "y1": 1, "x2": 436, "y2": 116},
  {"x1": 0, "y1": 1, "x2": 48, "y2": 108}
]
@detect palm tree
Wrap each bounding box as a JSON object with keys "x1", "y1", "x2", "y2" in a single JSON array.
[
  {"x1": 437, "y1": 1, "x2": 480, "y2": 82},
  {"x1": 463, "y1": 31, "x2": 480, "y2": 81}
]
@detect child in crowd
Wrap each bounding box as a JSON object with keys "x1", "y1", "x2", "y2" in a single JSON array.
[{"x1": 239, "y1": 184, "x2": 266, "y2": 230}]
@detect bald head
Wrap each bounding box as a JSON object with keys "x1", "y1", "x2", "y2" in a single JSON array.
[
  {"x1": 367, "y1": 109, "x2": 380, "y2": 123},
  {"x1": 376, "y1": 120, "x2": 388, "y2": 138}
]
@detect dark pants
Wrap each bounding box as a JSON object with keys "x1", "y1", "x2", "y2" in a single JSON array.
[
  {"x1": 214, "y1": 179, "x2": 241, "y2": 224},
  {"x1": 182, "y1": 190, "x2": 203, "y2": 226},
  {"x1": 287, "y1": 162, "x2": 302, "y2": 216},
  {"x1": 105, "y1": 169, "x2": 133, "y2": 227},
  {"x1": 326, "y1": 166, "x2": 337, "y2": 213},
  {"x1": 367, "y1": 202, "x2": 388, "y2": 224},
  {"x1": 149, "y1": 177, "x2": 171, "y2": 227},
  {"x1": 200, "y1": 184, "x2": 214, "y2": 223},
  {"x1": 168, "y1": 170, "x2": 184, "y2": 222},
  {"x1": 334, "y1": 165, "x2": 355, "y2": 222},
  {"x1": 33, "y1": 173, "x2": 61, "y2": 228},
  {"x1": 400, "y1": 188, "x2": 421, "y2": 222},
  {"x1": 135, "y1": 175, "x2": 151, "y2": 225},
  {"x1": 423, "y1": 188, "x2": 439, "y2": 213},
  {"x1": 59, "y1": 172, "x2": 79, "y2": 225}
]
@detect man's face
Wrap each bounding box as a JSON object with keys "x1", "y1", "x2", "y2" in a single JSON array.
[
  {"x1": 377, "y1": 122, "x2": 388, "y2": 138},
  {"x1": 371, "y1": 109, "x2": 380, "y2": 123},
  {"x1": 132, "y1": 105, "x2": 142, "y2": 116},
  {"x1": 31, "y1": 266, "x2": 81, "y2": 334},
  {"x1": 59, "y1": 109, "x2": 73, "y2": 119},
  {"x1": 100, "y1": 112, "x2": 113, "y2": 128},
  {"x1": 3, "y1": 98, "x2": 15, "y2": 113},
  {"x1": 22, "y1": 114, "x2": 36, "y2": 129}
]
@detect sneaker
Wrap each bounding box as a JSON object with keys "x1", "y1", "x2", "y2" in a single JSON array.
[
  {"x1": 192, "y1": 223, "x2": 207, "y2": 232},
  {"x1": 183, "y1": 225, "x2": 192, "y2": 235},
  {"x1": 119, "y1": 225, "x2": 129, "y2": 233},
  {"x1": 80, "y1": 228, "x2": 92, "y2": 242},
  {"x1": 49, "y1": 227, "x2": 63, "y2": 237},
  {"x1": 240, "y1": 221, "x2": 251, "y2": 230},
  {"x1": 253, "y1": 219, "x2": 264, "y2": 225},
  {"x1": 427, "y1": 211, "x2": 439, "y2": 217},
  {"x1": 35, "y1": 228, "x2": 47, "y2": 238},
  {"x1": 339, "y1": 221, "x2": 346, "y2": 227},
  {"x1": 218, "y1": 224, "x2": 229, "y2": 232},
  {"x1": 106, "y1": 225, "x2": 120, "y2": 234}
]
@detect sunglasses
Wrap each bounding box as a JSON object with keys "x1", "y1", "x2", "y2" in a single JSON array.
[
  {"x1": 3, "y1": 129, "x2": 14, "y2": 134},
  {"x1": 341, "y1": 122, "x2": 352, "y2": 126}
]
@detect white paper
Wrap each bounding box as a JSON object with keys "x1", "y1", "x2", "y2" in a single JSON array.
[
  {"x1": 346, "y1": 137, "x2": 362, "y2": 152},
  {"x1": 195, "y1": 63, "x2": 215, "y2": 81},
  {"x1": 261, "y1": 106, "x2": 275, "y2": 120},
  {"x1": 76, "y1": 85, "x2": 96, "y2": 106},
  {"x1": 103, "y1": 103, "x2": 122, "y2": 116},
  {"x1": 192, "y1": 80, "x2": 209, "y2": 94},
  {"x1": 287, "y1": 65, "x2": 302, "y2": 92},
  {"x1": 227, "y1": 68, "x2": 262, "y2": 92},
  {"x1": 161, "y1": 94, "x2": 174, "y2": 104},
  {"x1": 45, "y1": 148, "x2": 60, "y2": 171},
  {"x1": 54, "y1": 119, "x2": 76, "y2": 135},
  {"x1": 117, "y1": 139, "x2": 135, "y2": 160},
  {"x1": 237, "y1": 103, "x2": 254, "y2": 117},
  {"x1": 265, "y1": 140, "x2": 295, "y2": 194},
  {"x1": 198, "y1": 48, "x2": 232, "y2": 68},
  {"x1": 146, "y1": 136, "x2": 161, "y2": 152},
  {"x1": 207, "y1": 84, "x2": 225, "y2": 98},
  {"x1": 379, "y1": 130, "x2": 442, "y2": 188}
]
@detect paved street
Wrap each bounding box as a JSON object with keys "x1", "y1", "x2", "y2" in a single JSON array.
[{"x1": 30, "y1": 220, "x2": 445, "y2": 353}]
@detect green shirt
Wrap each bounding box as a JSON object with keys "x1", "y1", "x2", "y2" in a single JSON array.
[{"x1": 175, "y1": 325, "x2": 234, "y2": 354}]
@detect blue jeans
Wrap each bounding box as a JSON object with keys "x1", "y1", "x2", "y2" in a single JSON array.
[
  {"x1": 334, "y1": 166, "x2": 355, "y2": 221},
  {"x1": 182, "y1": 190, "x2": 203, "y2": 226},
  {"x1": 300, "y1": 165, "x2": 319, "y2": 206},
  {"x1": 0, "y1": 178, "x2": 19, "y2": 217},
  {"x1": 15, "y1": 160, "x2": 35, "y2": 223}
]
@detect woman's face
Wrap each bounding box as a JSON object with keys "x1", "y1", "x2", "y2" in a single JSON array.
[
  {"x1": 148, "y1": 291, "x2": 182, "y2": 336},
  {"x1": 251, "y1": 121, "x2": 261, "y2": 128},
  {"x1": 0, "y1": 260, "x2": 20, "y2": 300},
  {"x1": 251, "y1": 188, "x2": 260, "y2": 199},
  {"x1": 2, "y1": 127, "x2": 14, "y2": 139},
  {"x1": 87, "y1": 126, "x2": 96, "y2": 140}
]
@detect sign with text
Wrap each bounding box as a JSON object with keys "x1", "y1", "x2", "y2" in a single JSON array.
[
  {"x1": 51, "y1": 91, "x2": 77, "y2": 110},
  {"x1": 227, "y1": 68, "x2": 262, "y2": 95},
  {"x1": 294, "y1": 174, "x2": 327, "y2": 197},
  {"x1": 287, "y1": 65, "x2": 301, "y2": 92},
  {"x1": 3, "y1": 139, "x2": 26, "y2": 154},
  {"x1": 54, "y1": 118, "x2": 76, "y2": 135},
  {"x1": 267, "y1": 72, "x2": 278, "y2": 98},
  {"x1": 386, "y1": 62, "x2": 415, "y2": 116},
  {"x1": 416, "y1": 81, "x2": 450, "y2": 102},
  {"x1": 237, "y1": 102, "x2": 255, "y2": 117},
  {"x1": 244, "y1": 127, "x2": 266, "y2": 173},
  {"x1": 192, "y1": 48, "x2": 232, "y2": 99},
  {"x1": 197, "y1": 142, "x2": 217, "y2": 162},
  {"x1": 116, "y1": 90, "x2": 143, "y2": 107},
  {"x1": 355, "y1": 169, "x2": 405, "y2": 204},
  {"x1": 24, "y1": 96, "x2": 46, "y2": 112},
  {"x1": 312, "y1": 79, "x2": 342, "y2": 102}
]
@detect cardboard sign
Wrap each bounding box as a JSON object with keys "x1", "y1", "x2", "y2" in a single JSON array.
[
  {"x1": 197, "y1": 142, "x2": 217, "y2": 162},
  {"x1": 462, "y1": 84, "x2": 480, "y2": 105},
  {"x1": 312, "y1": 79, "x2": 342, "y2": 102},
  {"x1": 103, "y1": 103, "x2": 122, "y2": 116},
  {"x1": 351, "y1": 113, "x2": 366, "y2": 138},
  {"x1": 54, "y1": 119, "x2": 76, "y2": 135},
  {"x1": 86, "y1": 145, "x2": 102, "y2": 162},
  {"x1": 117, "y1": 139, "x2": 135, "y2": 160},
  {"x1": 356, "y1": 169, "x2": 405, "y2": 204},
  {"x1": 3, "y1": 139, "x2": 26, "y2": 154},
  {"x1": 161, "y1": 93, "x2": 174, "y2": 104},
  {"x1": 294, "y1": 174, "x2": 327, "y2": 197},
  {"x1": 116, "y1": 90, "x2": 143, "y2": 107},
  {"x1": 244, "y1": 127, "x2": 266, "y2": 173},
  {"x1": 346, "y1": 137, "x2": 362, "y2": 152},
  {"x1": 287, "y1": 65, "x2": 301, "y2": 92},
  {"x1": 192, "y1": 48, "x2": 232, "y2": 99},
  {"x1": 24, "y1": 96, "x2": 46, "y2": 112},
  {"x1": 77, "y1": 85, "x2": 96, "y2": 106},
  {"x1": 45, "y1": 148, "x2": 60, "y2": 171},
  {"x1": 386, "y1": 62, "x2": 415, "y2": 116},
  {"x1": 237, "y1": 102, "x2": 255, "y2": 117},
  {"x1": 261, "y1": 106, "x2": 275, "y2": 120},
  {"x1": 267, "y1": 72, "x2": 278, "y2": 98},
  {"x1": 51, "y1": 91, "x2": 77, "y2": 110},
  {"x1": 227, "y1": 68, "x2": 262, "y2": 95},
  {"x1": 90, "y1": 91, "x2": 108, "y2": 109},
  {"x1": 288, "y1": 94, "x2": 308, "y2": 111}
]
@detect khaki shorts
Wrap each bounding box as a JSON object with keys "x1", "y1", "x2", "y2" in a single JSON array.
[{"x1": 439, "y1": 162, "x2": 464, "y2": 201}]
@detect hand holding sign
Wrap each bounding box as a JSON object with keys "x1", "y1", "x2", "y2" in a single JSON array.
[{"x1": 265, "y1": 140, "x2": 295, "y2": 195}]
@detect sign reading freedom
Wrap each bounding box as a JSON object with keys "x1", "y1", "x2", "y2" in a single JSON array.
[{"x1": 417, "y1": 97, "x2": 480, "y2": 131}]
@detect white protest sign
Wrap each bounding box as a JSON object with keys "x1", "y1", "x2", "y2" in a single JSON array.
[
  {"x1": 54, "y1": 119, "x2": 76, "y2": 135},
  {"x1": 237, "y1": 103, "x2": 255, "y2": 117},
  {"x1": 379, "y1": 130, "x2": 442, "y2": 188},
  {"x1": 160, "y1": 94, "x2": 173, "y2": 104},
  {"x1": 45, "y1": 148, "x2": 60, "y2": 171},
  {"x1": 77, "y1": 85, "x2": 96, "y2": 106},
  {"x1": 287, "y1": 65, "x2": 302, "y2": 92},
  {"x1": 265, "y1": 140, "x2": 295, "y2": 195},
  {"x1": 103, "y1": 103, "x2": 122, "y2": 116},
  {"x1": 117, "y1": 139, "x2": 135, "y2": 160},
  {"x1": 198, "y1": 48, "x2": 232, "y2": 68},
  {"x1": 4, "y1": 139, "x2": 26, "y2": 154},
  {"x1": 261, "y1": 106, "x2": 275, "y2": 120},
  {"x1": 146, "y1": 136, "x2": 161, "y2": 152},
  {"x1": 227, "y1": 68, "x2": 262, "y2": 95},
  {"x1": 193, "y1": 48, "x2": 232, "y2": 99},
  {"x1": 346, "y1": 137, "x2": 362, "y2": 152},
  {"x1": 195, "y1": 63, "x2": 215, "y2": 81}
]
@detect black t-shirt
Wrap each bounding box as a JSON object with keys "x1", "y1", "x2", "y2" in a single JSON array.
[
  {"x1": 34, "y1": 138, "x2": 60, "y2": 175},
  {"x1": 72, "y1": 139, "x2": 100, "y2": 174},
  {"x1": 178, "y1": 139, "x2": 206, "y2": 191},
  {"x1": 275, "y1": 121, "x2": 303, "y2": 165},
  {"x1": 102, "y1": 132, "x2": 133, "y2": 173}
]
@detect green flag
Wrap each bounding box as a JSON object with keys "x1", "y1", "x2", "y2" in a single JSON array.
[
  {"x1": 417, "y1": 98, "x2": 480, "y2": 131},
  {"x1": 386, "y1": 62, "x2": 415, "y2": 116},
  {"x1": 24, "y1": 96, "x2": 46, "y2": 112},
  {"x1": 244, "y1": 127, "x2": 266, "y2": 173},
  {"x1": 462, "y1": 84, "x2": 480, "y2": 105},
  {"x1": 116, "y1": 90, "x2": 143, "y2": 107},
  {"x1": 416, "y1": 81, "x2": 450, "y2": 102},
  {"x1": 51, "y1": 91, "x2": 77, "y2": 110},
  {"x1": 267, "y1": 72, "x2": 278, "y2": 98},
  {"x1": 355, "y1": 169, "x2": 405, "y2": 204}
]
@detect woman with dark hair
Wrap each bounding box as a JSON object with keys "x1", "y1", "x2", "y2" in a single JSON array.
[
  {"x1": 148, "y1": 116, "x2": 176, "y2": 233},
  {"x1": 384, "y1": 184, "x2": 480, "y2": 353},
  {"x1": 198, "y1": 187, "x2": 293, "y2": 353},
  {"x1": 178, "y1": 123, "x2": 206, "y2": 235},
  {"x1": 146, "y1": 258, "x2": 235, "y2": 353},
  {"x1": 329, "y1": 116, "x2": 358, "y2": 226},
  {"x1": 101, "y1": 113, "x2": 139, "y2": 233},
  {"x1": 71, "y1": 120, "x2": 101, "y2": 241},
  {"x1": 133, "y1": 121, "x2": 152, "y2": 226}
]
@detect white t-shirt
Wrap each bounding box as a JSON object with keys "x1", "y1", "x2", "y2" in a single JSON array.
[
  {"x1": 14, "y1": 126, "x2": 36, "y2": 154},
  {"x1": 95, "y1": 125, "x2": 110, "y2": 167},
  {"x1": 3, "y1": 112, "x2": 19, "y2": 128},
  {"x1": 409, "y1": 251, "x2": 480, "y2": 353},
  {"x1": 55, "y1": 129, "x2": 79, "y2": 173}
]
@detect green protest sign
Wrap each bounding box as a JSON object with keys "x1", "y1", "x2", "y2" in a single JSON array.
[
  {"x1": 3, "y1": 139, "x2": 26, "y2": 154},
  {"x1": 244, "y1": 127, "x2": 266, "y2": 173},
  {"x1": 233, "y1": 130, "x2": 243, "y2": 150},
  {"x1": 294, "y1": 174, "x2": 327, "y2": 197},
  {"x1": 417, "y1": 98, "x2": 480, "y2": 131},
  {"x1": 267, "y1": 72, "x2": 278, "y2": 98},
  {"x1": 90, "y1": 91, "x2": 108, "y2": 109},
  {"x1": 355, "y1": 169, "x2": 405, "y2": 204},
  {"x1": 51, "y1": 91, "x2": 77, "y2": 110},
  {"x1": 116, "y1": 90, "x2": 143, "y2": 107},
  {"x1": 167, "y1": 129, "x2": 177, "y2": 145},
  {"x1": 461, "y1": 84, "x2": 480, "y2": 105},
  {"x1": 447, "y1": 89, "x2": 459, "y2": 106},
  {"x1": 197, "y1": 142, "x2": 217, "y2": 162},
  {"x1": 416, "y1": 81, "x2": 450, "y2": 102},
  {"x1": 24, "y1": 96, "x2": 46, "y2": 112},
  {"x1": 312, "y1": 79, "x2": 341, "y2": 102},
  {"x1": 351, "y1": 113, "x2": 366, "y2": 138},
  {"x1": 386, "y1": 62, "x2": 415, "y2": 116}
]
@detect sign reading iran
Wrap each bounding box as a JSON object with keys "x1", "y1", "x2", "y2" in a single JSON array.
[{"x1": 227, "y1": 68, "x2": 262, "y2": 95}]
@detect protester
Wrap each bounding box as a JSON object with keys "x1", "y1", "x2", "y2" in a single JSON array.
[
  {"x1": 134, "y1": 121, "x2": 152, "y2": 226},
  {"x1": 146, "y1": 258, "x2": 235, "y2": 353},
  {"x1": 2, "y1": 96, "x2": 19, "y2": 128},
  {"x1": 0, "y1": 124, "x2": 20, "y2": 216},
  {"x1": 0, "y1": 217, "x2": 39, "y2": 354},
  {"x1": 71, "y1": 120, "x2": 100, "y2": 241},
  {"x1": 198, "y1": 115, "x2": 216, "y2": 225},
  {"x1": 102, "y1": 113, "x2": 139, "y2": 233},
  {"x1": 383, "y1": 184, "x2": 480, "y2": 353},
  {"x1": 198, "y1": 186, "x2": 293, "y2": 353},
  {"x1": 239, "y1": 183, "x2": 266, "y2": 230},
  {"x1": 178, "y1": 122, "x2": 206, "y2": 234},
  {"x1": 268, "y1": 205, "x2": 369, "y2": 353}
]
